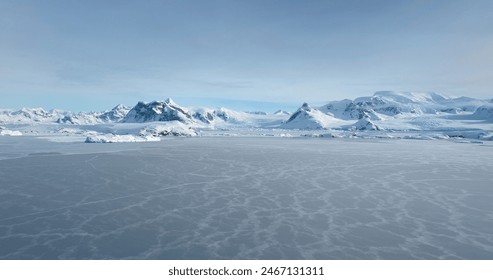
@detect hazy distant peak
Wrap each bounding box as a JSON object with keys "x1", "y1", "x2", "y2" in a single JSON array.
[{"x1": 273, "y1": 109, "x2": 290, "y2": 115}]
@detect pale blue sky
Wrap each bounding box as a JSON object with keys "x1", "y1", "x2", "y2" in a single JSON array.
[{"x1": 1, "y1": 0, "x2": 492, "y2": 112}]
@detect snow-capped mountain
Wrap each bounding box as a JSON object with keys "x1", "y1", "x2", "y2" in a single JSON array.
[
  {"x1": 0, "y1": 108, "x2": 66, "y2": 124},
  {"x1": 120, "y1": 99, "x2": 277, "y2": 126},
  {"x1": 122, "y1": 98, "x2": 194, "y2": 123},
  {"x1": 281, "y1": 91, "x2": 492, "y2": 131},
  {"x1": 57, "y1": 104, "x2": 131, "y2": 125},
  {"x1": 191, "y1": 108, "x2": 216, "y2": 124},
  {"x1": 210, "y1": 107, "x2": 251, "y2": 123},
  {"x1": 319, "y1": 91, "x2": 489, "y2": 120},
  {"x1": 56, "y1": 112, "x2": 103, "y2": 125},
  {"x1": 320, "y1": 99, "x2": 383, "y2": 120},
  {"x1": 0, "y1": 105, "x2": 131, "y2": 125},
  {"x1": 281, "y1": 103, "x2": 342, "y2": 129},
  {"x1": 354, "y1": 91, "x2": 451, "y2": 115}
]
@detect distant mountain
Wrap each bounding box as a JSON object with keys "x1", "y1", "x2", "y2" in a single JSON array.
[
  {"x1": 57, "y1": 104, "x2": 131, "y2": 125},
  {"x1": 320, "y1": 99, "x2": 383, "y2": 120},
  {"x1": 56, "y1": 112, "x2": 103, "y2": 125},
  {"x1": 122, "y1": 98, "x2": 194, "y2": 123},
  {"x1": 0, "y1": 108, "x2": 66, "y2": 124},
  {"x1": 273, "y1": 110, "x2": 291, "y2": 116},
  {"x1": 245, "y1": 111, "x2": 267, "y2": 115},
  {"x1": 1, "y1": 91, "x2": 492, "y2": 131},
  {"x1": 99, "y1": 104, "x2": 131, "y2": 122},
  {"x1": 191, "y1": 108, "x2": 216, "y2": 124},
  {"x1": 319, "y1": 91, "x2": 489, "y2": 120},
  {"x1": 281, "y1": 103, "x2": 341, "y2": 129},
  {"x1": 122, "y1": 99, "x2": 265, "y2": 126},
  {"x1": 210, "y1": 107, "x2": 252, "y2": 123},
  {"x1": 0, "y1": 105, "x2": 131, "y2": 125}
]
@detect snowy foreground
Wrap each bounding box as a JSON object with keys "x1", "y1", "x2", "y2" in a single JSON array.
[{"x1": 0, "y1": 136, "x2": 492, "y2": 259}]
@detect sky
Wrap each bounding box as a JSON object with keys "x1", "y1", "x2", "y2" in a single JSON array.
[{"x1": 1, "y1": 0, "x2": 493, "y2": 112}]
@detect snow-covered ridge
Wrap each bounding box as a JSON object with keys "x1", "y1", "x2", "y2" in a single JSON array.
[
  {"x1": 0, "y1": 108, "x2": 65, "y2": 124},
  {"x1": 0, "y1": 105, "x2": 130, "y2": 125},
  {"x1": 320, "y1": 91, "x2": 489, "y2": 120}
]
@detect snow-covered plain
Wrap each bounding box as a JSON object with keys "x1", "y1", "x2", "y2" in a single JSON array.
[{"x1": 0, "y1": 136, "x2": 492, "y2": 259}]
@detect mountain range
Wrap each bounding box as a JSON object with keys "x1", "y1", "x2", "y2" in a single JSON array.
[{"x1": 1, "y1": 91, "x2": 492, "y2": 131}]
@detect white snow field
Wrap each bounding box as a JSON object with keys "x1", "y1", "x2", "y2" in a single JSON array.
[{"x1": 0, "y1": 136, "x2": 492, "y2": 259}]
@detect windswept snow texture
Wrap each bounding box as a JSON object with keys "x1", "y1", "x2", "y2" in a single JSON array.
[{"x1": 1, "y1": 137, "x2": 492, "y2": 259}]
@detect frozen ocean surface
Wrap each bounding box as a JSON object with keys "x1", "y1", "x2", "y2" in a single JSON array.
[{"x1": 0, "y1": 137, "x2": 492, "y2": 259}]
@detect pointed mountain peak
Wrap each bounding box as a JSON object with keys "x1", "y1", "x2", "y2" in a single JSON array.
[
  {"x1": 111, "y1": 104, "x2": 128, "y2": 111},
  {"x1": 282, "y1": 102, "x2": 338, "y2": 129},
  {"x1": 164, "y1": 98, "x2": 178, "y2": 107},
  {"x1": 122, "y1": 98, "x2": 193, "y2": 123},
  {"x1": 353, "y1": 117, "x2": 381, "y2": 131}
]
